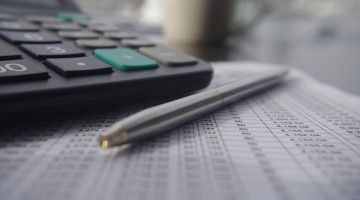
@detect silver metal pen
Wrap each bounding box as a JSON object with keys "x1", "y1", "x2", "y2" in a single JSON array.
[{"x1": 99, "y1": 69, "x2": 288, "y2": 149}]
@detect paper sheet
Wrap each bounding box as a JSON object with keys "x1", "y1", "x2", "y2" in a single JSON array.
[{"x1": 0, "y1": 62, "x2": 359, "y2": 200}]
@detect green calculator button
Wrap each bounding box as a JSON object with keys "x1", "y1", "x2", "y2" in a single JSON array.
[
  {"x1": 94, "y1": 48, "x2": 158, "y2": 71},
  {"x1": 57, "y1": 12, "x2": 90, "y2": 22}
]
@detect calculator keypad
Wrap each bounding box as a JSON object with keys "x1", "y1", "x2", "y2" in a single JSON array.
[{"x1": 0, "y1": 12, "x2": 200, "y2": 82}]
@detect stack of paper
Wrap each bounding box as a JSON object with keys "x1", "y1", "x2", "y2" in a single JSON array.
[{"x1": 0, "y1": 62, "x2": 359, "y2": 200}]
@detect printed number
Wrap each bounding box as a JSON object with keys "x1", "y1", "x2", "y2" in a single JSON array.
[
  {"x1": 0, "y1": 63, "x2": 28, "y2": 73},
  {"x1": 46, "y1": 46, "x2": 66, "y2": 54}
]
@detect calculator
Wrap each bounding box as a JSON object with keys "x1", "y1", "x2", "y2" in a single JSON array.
[{"x1": 0, "y1": 1, "x2": 213, "y2": 115}]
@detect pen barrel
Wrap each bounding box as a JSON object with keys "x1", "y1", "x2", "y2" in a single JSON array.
[
  {"x1": 218, "y1": 72, "x2": 284, "y2": 105},
  {"x1": 118, "y1": 89, "x2": 225, "y2": 143}
]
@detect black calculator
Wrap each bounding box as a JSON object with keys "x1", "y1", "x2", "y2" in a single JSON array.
[{"x1": 0, "y1": 1, "x2": 213, "y2": 115}]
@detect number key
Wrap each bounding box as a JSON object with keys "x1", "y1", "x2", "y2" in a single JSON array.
[
  {"x1": 0, "y1": 40, "x2": 22, "y2": 61},
  {"x1": 21, "y1": 43, "x2": 85, "y2": 59},
  {"x1": 25, "y1": 15, "x2": 63, "y2": 24},
  {"x1": 0, "y1": 60, "x2": 49, "y2": 82},
  {"x1": 45, "y1": 57, "x2": 112, "y2": 77},
  {"x1": 103, "y1": 31, "x2": 136, "y2": 40},
  {"x1": 88, "y1": 25, "x2": 121, "y2": 33},
  {"x1": 58, "y1": 30, "x2": 99, "y2": 40},
  {"x1": 75, "y1": 39, "x2": 117, "y2": 49},
  {"x1": 0, "y1": 13, "x2": 15, "y2": 21},
  {"x1": 0, "y1": 31, "x2": 61, "y2": 44},
  {"x1": 42, "y1": 22, "x2": 81, "y2": 31},
  {"x1": 0, "y1": 21, "x2": 39, "y2": 31},
  {"x1": 139, "y1": 46, "x2": 197, "y2": 66},
  {"x1": 121, "y1": 38, "x2": 155, "y2": 48}
]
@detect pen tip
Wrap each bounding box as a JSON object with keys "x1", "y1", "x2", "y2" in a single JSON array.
[{"x1": 99, "y1": 136, "x2": 110, "y2": 149}]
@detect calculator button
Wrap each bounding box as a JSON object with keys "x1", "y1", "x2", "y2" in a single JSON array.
[
  {"x1": 0, "y1": 13, "x2": 15, "y2": 21},
  {"x1": 75, "y1": 21, "x2": 104, "y2": 28},
  {"x1": 58, "y1": 30, "x2": 98, "y2": 39},
  {"x1": 57, "y1": 13, "x2": 91, "y2": 23},
  {"x1": 25, "y1": 15, "x2": 63, "y2": 24},
  {"x1": 0, "y1": 21, "x2": 39, "y2": 31},
  {"x1": 94, "y1": 48, "x2": 158, "y2": 71},
  {"x1": 103, "y1": 32, "x2": 136, "y2": 40},
  {"x1": 139, "y1": 47, "x2": 197, "y2": 66},
  {"x1": 21, "y1": 44, "x2": 85, "y2": 59},
  {"x1": 88, "y1": 25, "x2": 121, "y2": 33},
  {"x1": 75, "y1": 39, "x2": 117, "y2": 49},
  {"x1": 45, "y1": 57, "x2": 112, "y2": 77},
  {"x1": 0, "y1": 40, "x2": 22, "y2": 61},
  {"x1": 0, "y1": 60, "x2": 49, "y2": 82},
  {"x1": 121, "y1": 39, "x2": 155, "y2": 48},
  {"x1": 0, "y1": 31, "x2": 61, "y2": 44},
  {"x1": 43, "y1": 23, "x2": 81, "y2": 31}
]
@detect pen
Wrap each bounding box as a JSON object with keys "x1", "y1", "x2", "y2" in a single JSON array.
[{"x1": 99, "y1": 69, "x2": 288, "y2": 149}]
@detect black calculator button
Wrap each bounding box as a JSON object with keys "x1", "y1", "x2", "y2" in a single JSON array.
[
  {"x1": 103, "y1": 31, "x2": 136, "y2": 40},
  {"x1": 139, "y1": 46, "x2": 197, "y2": 66},
  {"x1": 0, "y1": 21, "x2": 39, "y2": 31},
  {"x1": 45, "y1": 57, "x2": 112, "y2": 77},
  {"x1": 0, "y1": 31, "x2": 61, "y2": 44},
  {"x1": 25, "y1": 15, "x2": 63, "y2": 24},
  {"x1": 58, "y1": 30, "x2": 99, "y2": 39},
  {"x1": 121, "y1": 39, "x2": 155, "y2": 48},
  {"x1": 0, "y1": 60, "x2": 49, "y2": 82},
  {"x1": 21, "y1": 44, "x2": 85, "y2": 59},
  {"x1": 76, "y1": 21, "x2": 103, "y2": 28},
  {"x1": 42, "y1": 23, "x2": 81, "y2": 31},
  {"x1": 0, "y1": 40, "x2": 22, "y2": 61},
  {"x1": 0, "y1": 13, "x2": 15, "y2": 21},
  {"x1": 75, "y1": 39, "x2": 117, "y2": 49},
  {"x1": 88, "y1": 25, "x2": 121, "y2": 33}
]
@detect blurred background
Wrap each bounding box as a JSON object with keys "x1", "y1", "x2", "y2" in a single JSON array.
[{"x1": 9, "y1": 0, "x2": 360, "y2": 95}]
